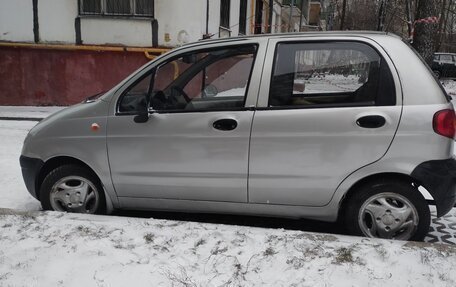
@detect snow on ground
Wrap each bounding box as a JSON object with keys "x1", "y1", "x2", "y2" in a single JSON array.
[
  {"x1": 295, "y1": 74, "x2": 363, "y2": 94},
  {"x1": 0, "y1": 106, "x2": 64, "y2": 119},
  {"x1": 1, "y1": 209, "x2": 455, "y2": 287},
  {"x1": 0, "y1": 120, "x2": 40, "y2": 211}
]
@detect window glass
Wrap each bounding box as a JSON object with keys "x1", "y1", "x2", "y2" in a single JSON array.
[
  {"x1": 239, "y1": 0, "x2": 248, "y2": 35},
  {"x1": 80, "y1": 0, "x2": 153, "y2": 17},
  {"x1": 106, "y1": 0, "x2": 131, "y2": 15},
  {"x1": 220, "y1": 0, "x2": 231, "y2": 28},
  {"x1": 440, "y1": 54, "x2": 454, "y2": 63},
  {"x1": 81, "y1": 0, "x2": 101, "y2": 14},
  {"x1": 118, "y1": 74, "x2": 152, "y2": 113},
  {"x1": 269, "y1": 42, "x2": 395, "y2": 108},
  {"x1": 135, "y1": 0, "x2": 153, "y2": 16},
  {"x1": 118, "y1": 45, "x2": 257, "y2": 113}
]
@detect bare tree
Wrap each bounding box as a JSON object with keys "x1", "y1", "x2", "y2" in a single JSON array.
[
  {"x1": 411, "y1": 0, "x2": 439, "y2": 65},
  {"x1": 329, "y1": 0, "x2": 455, "y2": 55},
  {"x1": 340, "y1": 0, "x2": 348, "y2": 29}
]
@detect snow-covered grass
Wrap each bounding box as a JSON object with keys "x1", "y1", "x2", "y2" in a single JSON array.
[
  {"x1": 0, "y1": 121, "x2": 40, "y2": 211},
  {"x1": 1, "y1": 209, "x2": 455, "y2": 287}
]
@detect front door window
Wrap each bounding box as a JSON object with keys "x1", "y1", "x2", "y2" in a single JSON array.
[{"x1": 118, "y1": 45, "x2": 257, "y2": 113}]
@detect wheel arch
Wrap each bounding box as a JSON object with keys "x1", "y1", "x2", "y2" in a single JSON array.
[
  {"x1": 337, "y1": 172, "x2": 426, "y2": 220},
  {"x1": 35, "y1": 156, "x2": 114, "y2": 213}
]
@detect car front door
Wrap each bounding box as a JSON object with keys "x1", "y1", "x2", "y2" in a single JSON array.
[
  {"x1": 248, "y1": 38, "x2": 402, "y2": 207},
  {"x1": 107, "y1": 41, "x2": 264, "y2": 203}
]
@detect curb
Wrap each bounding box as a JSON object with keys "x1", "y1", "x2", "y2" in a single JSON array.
[{"x1": 0, "y1": 117, "x2": 43, "y2": 121}]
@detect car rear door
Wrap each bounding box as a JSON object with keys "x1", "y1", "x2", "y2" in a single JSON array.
[{"x1": 248, "y1": 37, "x2": 402, "y2": 207}]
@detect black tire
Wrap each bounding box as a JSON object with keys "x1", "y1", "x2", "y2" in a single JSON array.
[
  {"x1": 433, "y1": 70, "x2": 441, "y2": 79},
  {"x1": 344, "y1": 180, "x2": 430, "y2": 241},
  {"x1": 40, "y1": 164, "x2": 106, "y2": 214}
]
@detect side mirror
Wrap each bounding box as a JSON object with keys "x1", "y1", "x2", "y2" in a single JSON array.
[
  {"x1": 134, "y1": 112, "x2": 149, "y2": 123},
  {"x1": 134, "y1": 94, "x2": 153, "y2": 123}
]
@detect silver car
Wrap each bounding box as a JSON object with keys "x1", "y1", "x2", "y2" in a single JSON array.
[{"x1": 20, "y1": 32, "x2": 456, "y2": 241}]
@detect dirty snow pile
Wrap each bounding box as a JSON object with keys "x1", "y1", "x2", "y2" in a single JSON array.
[{"x1": 0, "y1": 209, "x2": 455, "y2": 287}]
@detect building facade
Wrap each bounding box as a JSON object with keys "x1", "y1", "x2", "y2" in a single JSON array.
[
  {"x1": 0, "y1": 0, "x2": 276, "y2": 47},
  {"x1": 0, "y1": 0, "x2": 323, "y2": 105}
]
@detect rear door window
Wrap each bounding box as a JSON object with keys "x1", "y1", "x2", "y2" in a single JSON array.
[{"x1": 269, "y1": 42, "x2": 396, "y2": 108}]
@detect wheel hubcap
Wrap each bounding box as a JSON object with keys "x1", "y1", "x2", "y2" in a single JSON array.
[
  {"x1": 50, "y1": 176, "x2": 99, "y2": 213},
  {"x1": 358, "y1": 192, "x2": 419, "y2": 240}
]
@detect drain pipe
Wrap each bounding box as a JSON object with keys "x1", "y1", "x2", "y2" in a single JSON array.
[
  {"x1": 206, "y1": 0, "x2": 210, "y2": 36},
  {"x1": 288, "y1": 0, "x2": 294, "y2": 32}
]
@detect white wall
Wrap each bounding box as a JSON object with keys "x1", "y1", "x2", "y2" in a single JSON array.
[
  {"x1": 81, "y1": 18, "x2": 153, "y2": 46},
  {"x1": 0, "y1": 0, "x2": 258, "y2": 47},
  {"x1": 155, "y1": 0, "x2": 206, "y2": 47},
  {"x1": 0, "y1": 0, "x2": 34, "y2": 42},
  {"x1": 229, "y1": 0, "x2": 240, "y2": 36},
  {"x1": 39, "y1": 0, "x2": 77, "y2": 43}
]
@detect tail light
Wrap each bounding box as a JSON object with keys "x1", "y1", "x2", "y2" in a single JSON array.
[{"x1": 433, "y1": 109, "x2": 456, "y2": 139}]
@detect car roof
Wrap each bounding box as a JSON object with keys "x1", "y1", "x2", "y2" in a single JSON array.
[
  {"x1": 179, "y1": 31, "x2": 399, "y2": 49},
  {"x1": 434, "y1": 52, "x2": 456, "y2": 55}
]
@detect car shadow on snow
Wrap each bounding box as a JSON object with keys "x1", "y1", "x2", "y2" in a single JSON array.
[{"x1": 113, "y1": 209, "x2": 347, "y2": 236}]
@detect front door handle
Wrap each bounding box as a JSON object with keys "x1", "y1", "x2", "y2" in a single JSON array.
[
  {"x1": 356, "y1": 115, "x2": 386, "y2": 129},
  {"x1": 213, "y1": 119, "x2": 238, "y2": 131}
]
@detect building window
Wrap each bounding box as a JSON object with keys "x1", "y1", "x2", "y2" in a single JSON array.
[
  {"x1": 220, "y1": 0, "x2": 231, "y2": 29},
  {"x1": 79, "y1": 0, "x2": 154, "y2": 17},
  {"x1": 239, "y1": 0, "x2": 248, "y2": 35},
  {"x1": 254, "y1": 0, "x2": 263, "y2": 34}
]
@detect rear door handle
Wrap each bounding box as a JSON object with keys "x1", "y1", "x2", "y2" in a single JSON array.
[
  {"x1": 213, "y1": 118, "x2": 238, "y2": 131},
  {"x1": 356, "y1": 115, "x2": 386, "y2": 129}
]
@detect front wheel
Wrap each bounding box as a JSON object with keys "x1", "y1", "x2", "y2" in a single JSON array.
[
  {"x1": 344, "y1": 180, "x2": 430, "y2": 241},
  {"x1": 40, "y1": 165, "x2": 106, "y2": 214}
]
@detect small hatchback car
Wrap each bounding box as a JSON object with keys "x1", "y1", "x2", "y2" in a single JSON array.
[{"x1": 21, "y1": 32, "x2": 456, "y2": 241}]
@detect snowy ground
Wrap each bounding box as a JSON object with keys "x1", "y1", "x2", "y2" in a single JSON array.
[
  {"x1": 1, "y1": 209, "x2": 456, "y2": 287},
  {"x1": 0, "y1": 120, "x2": 41, "y2": 211},
  {"x1": 0, "y1": 80, "x2": 455, "y2": 286},
  {"x1": 0, "y1": 106, "x2": 63, "y2": 120}
]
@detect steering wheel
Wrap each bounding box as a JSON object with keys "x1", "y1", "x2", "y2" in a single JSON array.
[{"x1": 170, "y1": 86, "x2": 191, "y2": 104}]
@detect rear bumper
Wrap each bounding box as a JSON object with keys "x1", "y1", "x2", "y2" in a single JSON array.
[
  {"x1": 19, "y1": 155, "x2": 44, "y2": 199},
  {"x1": 411, "y1": 158, "x2": 456, "y2": 217}
]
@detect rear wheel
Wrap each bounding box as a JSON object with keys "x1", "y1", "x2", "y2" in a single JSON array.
[
  {"x1": 40, "y1": 165, "x2": 106, "y2": 214},
  {"x1": 344, "y1": 180, "x2": 430, "y2": 241},
  {"x1": 433, "y1": 70, "x2": 441, "y2": 78}
]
